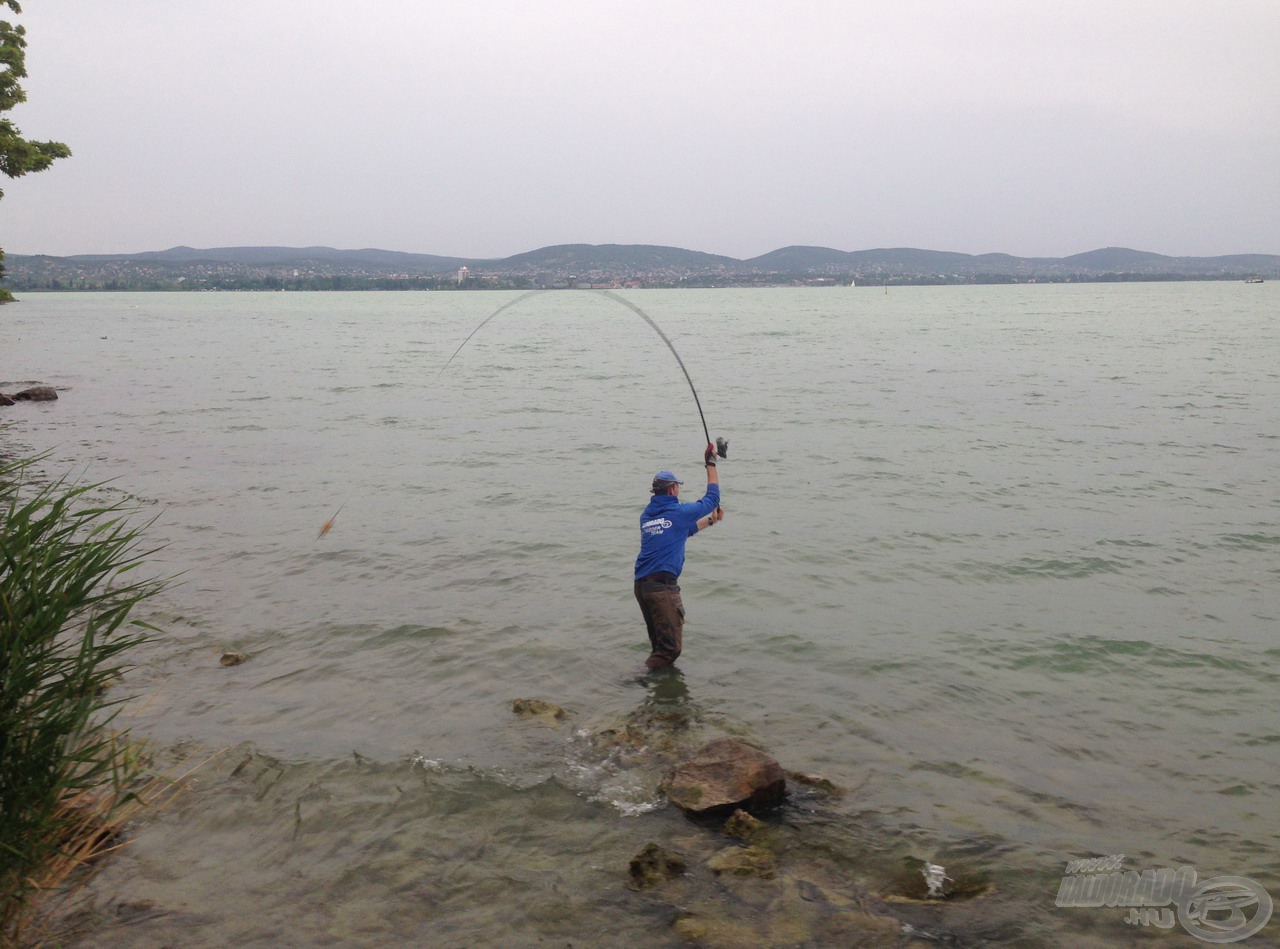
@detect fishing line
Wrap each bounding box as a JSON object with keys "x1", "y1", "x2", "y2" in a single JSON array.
[
  {"x1": 596, "y1": 290, "x2": 711, "y2": 448},
  {"x1": 436, "y1": 289, "x2": 545, "y2": 378},
  {"x1": 320, "y1": 290, "x2": 550, "y2": 538},
  {"x1": 438, "y1": 288, "x2": 716, "y2": 449}
]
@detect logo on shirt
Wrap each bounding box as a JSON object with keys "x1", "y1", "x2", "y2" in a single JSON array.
[{"x1": 641, "y1": 517, "x2": 673, "y2": 536}]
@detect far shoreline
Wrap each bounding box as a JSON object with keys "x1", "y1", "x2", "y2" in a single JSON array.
[{"x1": 2, "y1": 273, "x2": 1269, "y2": 294}]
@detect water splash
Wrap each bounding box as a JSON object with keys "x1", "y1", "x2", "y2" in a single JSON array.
[{"x1": 922, "y1": 862, "x2": 951, "y2": 898}]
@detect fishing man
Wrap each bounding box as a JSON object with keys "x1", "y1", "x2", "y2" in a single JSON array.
[{"x1": 634, "y1": 443, "x2": 724, "y2": 671}]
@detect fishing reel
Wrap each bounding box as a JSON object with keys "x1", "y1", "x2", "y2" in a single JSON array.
[{"x1": 716, "y1": 437, "x2": 729, "y2": 459}]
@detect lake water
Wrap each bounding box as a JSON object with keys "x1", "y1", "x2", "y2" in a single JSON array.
[{"x1": 3, "y1": 284, "x2": 1277, "y2": 946}]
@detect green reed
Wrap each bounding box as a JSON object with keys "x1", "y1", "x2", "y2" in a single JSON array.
[{"x1": 0, "y1": 454, "x2": 164, "y2": 944}]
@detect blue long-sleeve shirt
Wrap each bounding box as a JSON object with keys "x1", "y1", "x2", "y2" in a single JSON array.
[{"x1": 634, "y1": 483, "x2": 720, "y2": 580}]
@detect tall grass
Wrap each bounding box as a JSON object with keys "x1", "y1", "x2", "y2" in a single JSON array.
[{"x1": 0, "y1": 454, "x2": 165, "y2": 944}]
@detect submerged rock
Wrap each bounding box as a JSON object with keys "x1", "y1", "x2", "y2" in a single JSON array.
[
  {"x1": 219, "y1": 652, "x2": 248, "y2": 667},
  {"x1": 511, "y1": 698, "x2": 568, "y2": 724},
  {"x1": 788, "y1": 771, "x2": 844, "y2": 797},
  {"x1": 0, "y1": 393, "x2": 13, "y2": 406},
  {"x1": 662, "y1": 737, "x2": 786, "y2": 815},
  {"x1": 707, "y1": 844, "x2": 776, "y2": 879},
  {"x1": 677, "y1": 912, "x2": 898, "y2": 945},
  {"x1": 113, "y1": 899, "x2": 166, "y2": 923},
  {"x1": 672, "y1": 914, "x2": 758, "y2": 944},
  {"x1": 628, "y1": 842, "x2": 687, "y2": 890},
  {"x1": 823, "y1": 911, "x2": 903, "y2": 943},
  {"x1": 11, "y1": 385, "x2": 58, "y2": 402},
  {"x1": 723, "y1": 808, "x2": 766, "y2": 843}
]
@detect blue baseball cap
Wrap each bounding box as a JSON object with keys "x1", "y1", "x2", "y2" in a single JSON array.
[{"x1": 653, "y1": 469, "x2": 683, "y2": 484}]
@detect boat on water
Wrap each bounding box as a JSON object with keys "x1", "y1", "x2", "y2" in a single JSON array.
[{"x1": 1244, "y1": 276, "x2": 1264, "y2": 283}]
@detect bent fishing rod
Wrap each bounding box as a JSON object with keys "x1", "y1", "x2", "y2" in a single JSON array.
[{"x1": 438, "y1": 289, "x2": 727, "y2": 457}]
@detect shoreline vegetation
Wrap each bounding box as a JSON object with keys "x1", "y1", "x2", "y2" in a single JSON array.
[
  {"x1": 3, "y1": 243, "x2": 1275, "y2": 294},
  {"x1": 0, "y1": 451, "x2": 170, "y2": 946},
  {"x1": 2, "y1": 272, "x2": 1267, "y2": 293}
]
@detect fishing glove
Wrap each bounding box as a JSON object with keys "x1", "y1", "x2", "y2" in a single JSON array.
[{"x1": 704, "y1": 443, "x2": 717, "y2": 467}]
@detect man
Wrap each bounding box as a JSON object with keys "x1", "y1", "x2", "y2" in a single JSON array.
[{"x1": 634, "y1": 442, "x2": 724, "y2": 670}]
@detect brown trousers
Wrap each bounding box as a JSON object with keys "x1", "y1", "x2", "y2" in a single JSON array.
[{"x1": 635, "y1": 576, "x2": 684, "y2": 669}]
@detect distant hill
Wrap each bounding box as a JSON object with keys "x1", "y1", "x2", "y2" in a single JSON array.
[
  {"x1": 1062, "y1": 247, "x2": 1175, "y2": 270},
  {"x1": 491, "y1": 243, "x2": 737, "y2": 273},
  {"x1": 65, "y1": 245, "x2": 471, "y2": 271},
  {"x1": 745, "y1": 245, "x2": 862, "y2": 269},
  {"x1": 747, "y1": 245, "x2": 1279, "y2": 278},
  {"x1": 1061, "y1": 246, "x2": 1280, "y2": 275},
  {"x1": 748, "y1": 246, "x2": 1008, "y2": 273},
  {"x1": 4, "y1": 243, "x2": 1277, "y2": 291}
]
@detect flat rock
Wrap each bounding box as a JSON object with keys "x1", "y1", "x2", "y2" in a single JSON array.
[
  {"x1": 672, "y1": 915, "x2": 761, "y2": 944},
  {"x1": 707, "y1": 844, "x2": 776, "y2": 879},
  {"x1": 661, "y1": 737, "x2": 786, "y2": 815},
  {"x1": 826, "y1": 912, "x2": 903, "y2": 943},
  {"x1": 11, "y1": 386, "x2": 58, "y2": 402},
  {"x1": 788, "y1": 771, "x2": 844, "y2": 797}
]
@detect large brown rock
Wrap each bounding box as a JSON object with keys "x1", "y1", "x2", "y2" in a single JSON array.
[
  {"x1": 11, "y1": 386, "x2": 58, "y2": 402},
  {"x1": 661, "y1": 737, "x2": 786, "y2": 815}
]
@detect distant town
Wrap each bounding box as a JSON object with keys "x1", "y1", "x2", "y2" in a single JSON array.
[{"x1": 4, "y1": 243, "x2": 1275, "y2": 292}]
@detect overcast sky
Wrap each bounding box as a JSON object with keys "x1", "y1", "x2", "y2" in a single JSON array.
[{"x1": 4, "y1": 1, "x2": 1278, "y2": 259}]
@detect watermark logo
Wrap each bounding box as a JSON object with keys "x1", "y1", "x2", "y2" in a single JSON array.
[{"x1": 1056, "y1": 855, "x2": 1273, "y2": 943}]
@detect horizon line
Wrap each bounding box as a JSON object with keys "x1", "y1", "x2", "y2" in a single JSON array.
[{"x1": 9, "y1": 241, "x2": 1279, "y2": 261}]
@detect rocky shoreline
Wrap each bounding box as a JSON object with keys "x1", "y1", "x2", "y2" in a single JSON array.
[{"x1": 511, "y1": 689, "x2": 1000, "y2": 945}]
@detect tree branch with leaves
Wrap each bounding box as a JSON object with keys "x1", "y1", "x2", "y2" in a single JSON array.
[{"x1": 1, "y1": 0, "x2": 71, "y2": 301}]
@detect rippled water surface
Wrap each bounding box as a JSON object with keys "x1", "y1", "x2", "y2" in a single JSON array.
[{"x1": 4, "y1": 284, "x2": 1278, "y2": 946}]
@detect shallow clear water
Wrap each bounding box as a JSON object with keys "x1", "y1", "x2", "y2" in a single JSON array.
[{"x1": 3, "y1": 284, "x2": 1278, "y2": 945}]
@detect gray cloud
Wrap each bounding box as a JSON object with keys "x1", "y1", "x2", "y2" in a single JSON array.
[{"x1": 5, "y1": 0, "x2": 1278, "y2": 258}]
